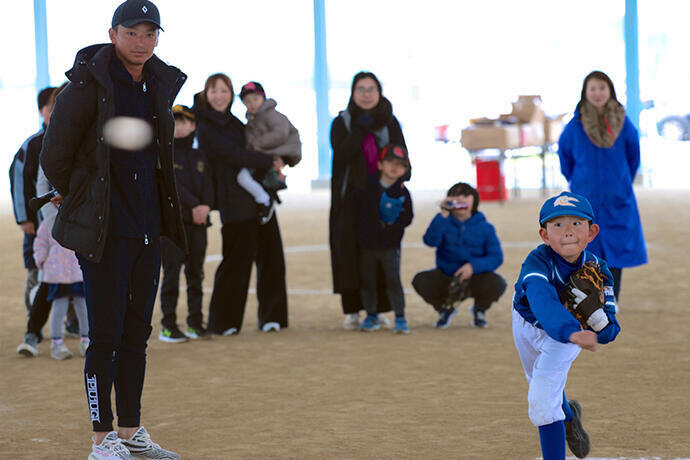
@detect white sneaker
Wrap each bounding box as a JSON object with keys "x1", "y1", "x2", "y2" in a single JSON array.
[
  {"x1": 51, "y1": 342, "x2": 73, "y2": 360},
  {"x1": 120, "y1": 426, "x2": 179, "y2": 459},
  {"x1": 80, "y1": 338, "x2": 90, "y2": 357},
  {"x1": 377, "y1": 314, "x2": 391, "y2": 329},
  {"x1": 89, "y1": 431, "x2": 134, "y2": 460},
  {"x1": 262, "y1": 322, "x2": 280, "y2": 332},
  {"x1": 222, "y1": 327, "x2": 238, "y2": 336},
  {"x1": 343, "y1": 313, "x2": 360, "y2": 330}
]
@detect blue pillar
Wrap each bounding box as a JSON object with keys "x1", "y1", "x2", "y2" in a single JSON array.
[
  {"x1": 313, "y1": 0, "x2": 331, "y2": 186},
  {"x1": 624, "y1": 0, "x2": 640, "y2": 129},
  {"x1": 34, "y1": 0, "x2": 50, "y2": 126}
]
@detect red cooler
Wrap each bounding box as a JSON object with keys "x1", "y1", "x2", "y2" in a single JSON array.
[{"x1": 475, "y1": 157, "x2": 507, "y2": 201}]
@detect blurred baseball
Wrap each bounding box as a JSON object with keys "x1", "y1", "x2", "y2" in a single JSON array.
[{"x1": 103, "y1": 116, "x2": 153, "y2": 151}]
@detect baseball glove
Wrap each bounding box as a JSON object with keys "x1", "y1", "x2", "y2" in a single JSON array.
[
  {"x1": 441, "y1": 277, "x2": 470, "y2": 311},
  {"x1": 560, "y1": 261, "x2": 610, "y2": 332}
]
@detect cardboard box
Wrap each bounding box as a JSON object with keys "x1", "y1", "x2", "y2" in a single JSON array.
[
  {"x1": 511, "y1": 95, "x2": 546, "y2": 123},
  {"x1": 461, "y1": 124, "x2": 520, "y2": 150},
  {"x1": 544, "y1": 114, "x2": 568, "y2": 143},
  {"x1": 461, "y1": 122, "x2": 545, "y2": 150}
]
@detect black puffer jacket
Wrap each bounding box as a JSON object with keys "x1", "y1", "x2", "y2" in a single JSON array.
[
  {"x1": 193, "y1": 92, "x2": 273, "y2": 223},
  {"x1": 328, "y1": 104, "x2": 407, "y2": 293},
  {"x1": 40, "y1": 44, "x2": 187, "y2": 262}
]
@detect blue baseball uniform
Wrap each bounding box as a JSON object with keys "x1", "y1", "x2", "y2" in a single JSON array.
[
  {"x1": 512, "y1": 243, "x2": 621, "y2": 458},
  {"x1": 513, "y1": 190, "x2": 622, "y2": 459}
]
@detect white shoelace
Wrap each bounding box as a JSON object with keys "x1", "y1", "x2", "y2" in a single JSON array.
[{"x1": 100, "y1": 436, "x2": 131, "y2": 458}]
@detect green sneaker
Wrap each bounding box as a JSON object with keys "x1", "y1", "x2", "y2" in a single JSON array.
[
  {"x1": 158, "y1": 326, "x2": 189, "y2": 343},
  {"x1": 186, "y1": 324, "x2": 212, "y2": 340}
]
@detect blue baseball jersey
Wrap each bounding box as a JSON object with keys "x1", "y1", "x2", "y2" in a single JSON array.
[{"x1": 513, "y1": 244, "x2": 620, "y2": 344}]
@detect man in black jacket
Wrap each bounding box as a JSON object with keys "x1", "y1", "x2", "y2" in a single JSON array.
[{"x1": 40, "y1": 1, "x2": 184, "y2": 458}]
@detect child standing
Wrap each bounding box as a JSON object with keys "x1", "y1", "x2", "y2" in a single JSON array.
[
  {"x1": 33, "y1": 215, "x2": 89, "y2": 359},
  {"x1": 512, "y1": 191, "x2": 621, "y2": 459},
  {"x1": 357, "y1": 144, "x2": 413, "y2": 333},
  {"x1": 158, "y1": 105, "x2": 214, "y2": 343},
  {"x1": 412, "y1": 182, "x2": 506, "y2": 329},
  {"x1": 238, "y1": 81, "x2": 301, "y2": 223}
]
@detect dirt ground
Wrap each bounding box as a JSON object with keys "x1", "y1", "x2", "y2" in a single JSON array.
[{"x1": 1, "y1": 188, "x2": 689, "y2": 460}]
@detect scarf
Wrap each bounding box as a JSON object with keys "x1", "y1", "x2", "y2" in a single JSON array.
[{"x1": 579, "y1": 99, "x2": 626, "y2": 148}]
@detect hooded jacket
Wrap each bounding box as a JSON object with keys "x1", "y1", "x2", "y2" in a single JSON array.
[
  {"x1": 40, "y1": 44, "x2": 187, "y2": 262},
  {"x1": 558, "y1": 108, "x2": 647, "y2": 268},
  {"x1": 245, "y1": 98, "x2": 302, "y2": 166},
  {"x1": 193, "y1": 92, "x2": 273, "y2": 223},
  {"x1": 422, "y1": 211, "x2": 503, "y2": 277}
]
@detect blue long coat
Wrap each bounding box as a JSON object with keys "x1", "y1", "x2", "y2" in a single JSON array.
[{"x1": 558, "y1": 109, "x2": 647, "y2": 268}]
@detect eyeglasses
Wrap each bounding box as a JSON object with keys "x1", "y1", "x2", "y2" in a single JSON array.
[{"x1": 355, "y1": 86, "x2": 379, "y2": 94}]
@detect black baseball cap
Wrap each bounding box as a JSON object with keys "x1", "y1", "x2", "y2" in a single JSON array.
[
  {"x1": 112, "y1": 0, "x2": 163, "y2": 31},
  {"x1": 379, "y1": 144, "x2": 409, "y2": 166}
]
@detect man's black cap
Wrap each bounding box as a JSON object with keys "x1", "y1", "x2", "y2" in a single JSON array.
[{"x1": 112, "y1": 0, "x2": 163, "y2": 31}]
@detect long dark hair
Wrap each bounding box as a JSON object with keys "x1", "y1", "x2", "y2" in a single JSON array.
[
  {"x1": 346, "y1": 71, "x2": 392, "y2": 130},
  {"x1": 576, "y1": 71, "x2": 618, "y2": 113}
]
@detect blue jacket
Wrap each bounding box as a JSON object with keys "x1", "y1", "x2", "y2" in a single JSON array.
[
  {"x1": 422, "y1": 211, "x2": 503, "y2": 277},
  {"x1": 558, "y1": 110, "x2": 647, "y2": 268},
  {"x1": 513, "y1": 244, "x2": 620, "y2": 344}
]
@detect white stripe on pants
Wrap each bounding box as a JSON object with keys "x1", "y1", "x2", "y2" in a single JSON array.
[{"x1": 512, "y1": 308, "x2": 580, "y2": 427}]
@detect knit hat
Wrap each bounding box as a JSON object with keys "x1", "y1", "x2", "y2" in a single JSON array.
[{"x1": 239, "y1": 81, "x2": 265, "y2": 100}]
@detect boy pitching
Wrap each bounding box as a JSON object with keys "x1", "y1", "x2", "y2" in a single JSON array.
[{"x1": 512, "y1": 191, "x2": 621, "y2": 459}]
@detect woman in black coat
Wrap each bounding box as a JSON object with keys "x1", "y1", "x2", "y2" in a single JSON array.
[
  {"x1": 329, "y1": 71, "x2": 409, "y2": 330},
  {"x1": 193, "y1": 73, "x2": 288, "y2": 335}
]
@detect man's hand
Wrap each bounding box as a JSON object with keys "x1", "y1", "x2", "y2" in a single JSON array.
[
  {"x1": 50, "y1": 194, "x2": 63, "y2": 207},
  {"x1": 192, "y1": 205, "x2": 211, "y2": 225},
  {"x1": 454, "y1": 262, "x2": 474, "y2": 282},
  {"x1": 569, "y1": 330, "x2": 598, "y2": 352},
  {"x1": 19, "y1": 221, "x2": 35, "y2": 235}
]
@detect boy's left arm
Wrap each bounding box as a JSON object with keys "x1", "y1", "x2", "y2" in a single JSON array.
[
  {"x1": 595, "y1": 263, "x2": 621, "y2": 344},
  {"x1": 468, "y1": 224, "x2": 503, "y2": 274},
  {"x1": 392, "y1": 186, "x2": 413, "y2": 229},
  {"x1": 199, "y1": 150, "x2": 215, "y2": 209}
]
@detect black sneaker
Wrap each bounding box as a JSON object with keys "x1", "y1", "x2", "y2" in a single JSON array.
[
  {"x1": 565, "y1": 399, "x2": 590, "y2": 458},
  {"x1": 158, "y1": 325, "x2": 189, "y2": 343},
  {"x1": 257, "y1": 200, "x2": 275, "y2": 225},
  {"x1": 470, "y1": 306, "x2": 488, "y2": 328},
  {"x1": 434, "y1": 308, "x2": 457, "y2": 328},
  {"x1": 186, "y1": 324, "x2": 212, "y2": 340}
]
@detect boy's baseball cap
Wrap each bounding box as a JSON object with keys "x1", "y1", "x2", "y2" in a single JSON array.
[
  {"x1": 539, "y1": 191, "x2": 595, "y2": 224},
  {"x1": 172, "y1": 105, "x2": 195, "y2": 121},
  {"x1": 379, "y1": 144, "x2": 409, "y2": 166},
  {"x1": 239, "y1": 82, "x2": 266, "y2": 100},
  {"x1": 112, "y1": 0, "x2": 163, "y2": 31}
]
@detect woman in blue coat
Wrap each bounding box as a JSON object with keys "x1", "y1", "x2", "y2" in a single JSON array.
[{"x1": 558, "y1": 71, "x2": 647, "y2": 300}]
